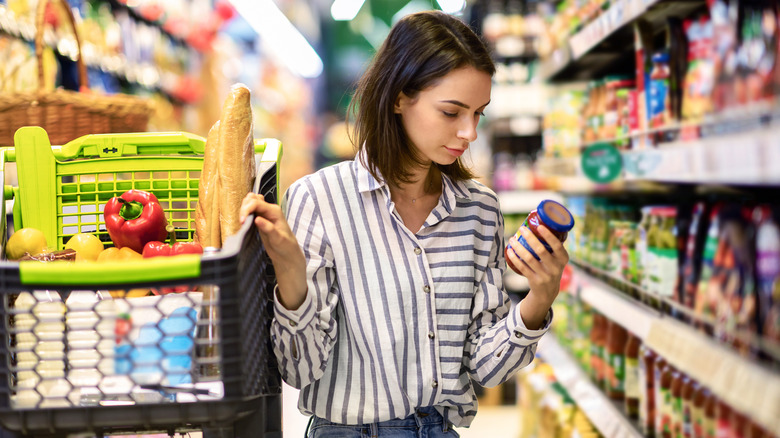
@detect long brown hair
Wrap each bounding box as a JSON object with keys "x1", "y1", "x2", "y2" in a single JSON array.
[{"x1": 347, "y1": 10, "x2": 495, "y2": 188}]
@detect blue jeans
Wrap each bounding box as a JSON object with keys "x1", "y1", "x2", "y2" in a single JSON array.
[{"x1": 307, "y1": 406, "x2": 460, "y2": 438}]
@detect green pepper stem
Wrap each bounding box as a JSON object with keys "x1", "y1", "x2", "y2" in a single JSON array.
[
  {"x1": 167, "y1": 224, "x2": 176, "y2": 245},
  {"x1": 117, "y1": 198, "x2": 144, "y2": 221}
]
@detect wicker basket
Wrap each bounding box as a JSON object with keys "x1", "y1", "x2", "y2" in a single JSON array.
[{"x1": 0, "y1": 0, "x2": 153, "y2": 146}]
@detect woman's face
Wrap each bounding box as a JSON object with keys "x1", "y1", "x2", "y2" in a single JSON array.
[{"x1": 395, "y1": 66, "x2": 492, "y2": 167}]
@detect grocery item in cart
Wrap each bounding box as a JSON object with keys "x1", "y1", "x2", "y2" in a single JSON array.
[{"x1": 217, "y1": 84, "x2": 256, "y2": 246}]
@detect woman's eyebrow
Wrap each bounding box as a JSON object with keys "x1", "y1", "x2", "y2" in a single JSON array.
[{"x1": 439, "y1": 99, "x2": 491, "y2": 109}]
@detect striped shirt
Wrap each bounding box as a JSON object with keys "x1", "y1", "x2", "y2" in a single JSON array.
[{"x1": 271, "y1": 155, "x2": 552, "y2": 428}]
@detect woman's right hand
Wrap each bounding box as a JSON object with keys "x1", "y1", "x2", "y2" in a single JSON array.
[{"x1": 240, "y1": 193, "x2": 308, "y2": 310}]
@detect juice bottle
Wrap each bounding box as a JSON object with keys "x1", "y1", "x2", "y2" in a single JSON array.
[
  {"x1": 669, "y1": 369, "x2": 683, "y2": 438},
  {"x1": 590, "y1": 313, "x2": 607, "y2": 387},
  {"x1": 605, "y1": 319, "x2": 628, "y2": 400},
  {"x1": 691, "y1": 381, "x2": 705, "y2": 438},
  {"x1": 717, "y1": 401, "x2": 732, "y2": 438},
  {"x1": 703, "y1": 389, "x2": 717, "y2": 438},
  {"x1": 624, "y1": 333, "x2": 641, "y2": 419},
  {"x1": 658, "y1": 361, "x2": 674, "y2": 438},
  {"x1": 640, "y1": 345, "x2": 657, "y2": 437},
  {"x1": 680, "y1": 374, "x2": 696, "y2": 438}
]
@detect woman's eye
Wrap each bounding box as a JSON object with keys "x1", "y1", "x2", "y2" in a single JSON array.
[
  {"x1": 476, "y1": 111, "x2": 485, "y2": 117},
  {"x1": 443, "y1": 111, "x2": 457, "y2": 118}
]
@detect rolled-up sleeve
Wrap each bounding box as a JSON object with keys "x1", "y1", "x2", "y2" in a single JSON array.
[{"x1": 465, "y1": 209, "x2": 552, "y2": 387}]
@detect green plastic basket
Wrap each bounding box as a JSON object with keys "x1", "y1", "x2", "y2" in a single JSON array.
[{"x1": 1, "y1": 126, "x2": 281, "y2": 285}]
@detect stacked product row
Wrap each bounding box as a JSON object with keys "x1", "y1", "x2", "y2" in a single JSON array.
[
  {"x1": 565, "y1": 196, "x2": 780, "y2": 363},
  {"x1": 543, "y1": 0, "x2": 780, "y2": 157},
  {"x1": 552, "y1": 291, "x2": 776, "y2": 437}
]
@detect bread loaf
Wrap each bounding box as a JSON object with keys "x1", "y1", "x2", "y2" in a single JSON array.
[
  {"x1": 195, "y1": 121, "x2": 221, "y2": 248},
  {"x1": 217, "y1": 84, "x2": 256, "y2": 245}
]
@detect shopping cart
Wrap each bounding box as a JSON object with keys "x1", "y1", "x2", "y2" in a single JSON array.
[{"x1": 0, "y1": 127, "x2": 283, "y2": 437}]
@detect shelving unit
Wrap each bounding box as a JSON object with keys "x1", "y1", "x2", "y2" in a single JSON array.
[
  {"x1": 536, "y1": 335, "x2": 643, "y2": 438},
  {"x1": 567, "y1": 262, "x2": 780, "y2": 434},
  {"x1": 539, "y1": 0, "x2": 707, "y2": 82},
  {"x1": 0, "y1": 2, "x2": 194, "y2": 97}
]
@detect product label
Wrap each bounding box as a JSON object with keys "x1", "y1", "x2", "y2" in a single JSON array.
[
  {"x1": 625, "y1": 357, "x2": 640, "y2": 399},
  {"x1": 650, "y1": 247, "x2": 678, "y2": 298},
  {"x1": 608, "y1": 353, "x2": 625, "y2": 392},
  {"x1": 691, "y1": 406, "x2": 704, "y2": 438},
  {"x1": 659, "y1": 387, "x2": 671, "y2": 435},
  {"x1": 683, "y1": 402, "x2": 693, "y2": 438}
]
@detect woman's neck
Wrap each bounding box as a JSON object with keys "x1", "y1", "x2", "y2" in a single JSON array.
[{"x1": 391, "y1": 167, "x2": 442, "y2": 202}]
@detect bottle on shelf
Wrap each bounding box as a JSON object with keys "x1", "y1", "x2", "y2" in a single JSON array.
[
  {"x1": 605, "y1": 318, "x2": 628, "y2": 400},
  {"x1": 640, "y1": 345, "x2": 658, "y2": 438},
  {"x1": 669, "y1": 368, "x2": 683, "y2": 438},
  {"x1": 589, "y1": 312, "x2": 607, "y2": 388},
  {"x1": 624, "y1": 333, "x2": 641, "y2": 420},
  {"x1": 703, "y1": 389, "x2": 717, "y2": 438},
  {"x1": 716, "y1": 400, "x2": 732, "y2": 438},
  {"x1": 657, "y1": 358, "x2": 673, "y2": 438}
]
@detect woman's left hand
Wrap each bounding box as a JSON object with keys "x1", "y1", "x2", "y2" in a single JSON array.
[{"x1": 506, "y1": 225, "x2": 569, "y2": 329}]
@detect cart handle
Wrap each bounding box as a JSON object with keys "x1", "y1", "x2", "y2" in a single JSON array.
[{"x1": 18, "y1": 254, "x2": 201, "y2": 286}]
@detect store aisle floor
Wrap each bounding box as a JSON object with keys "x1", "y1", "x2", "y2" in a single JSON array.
[{"x1": 283, "y1": 384, "x2": 520, "y2": 437}]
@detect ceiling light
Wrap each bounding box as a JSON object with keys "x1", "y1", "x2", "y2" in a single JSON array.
[
  {"x1": 331, "y1": 0, "x2": 366, "y2": 21},
  {"x1": 436, "y1": 0, "x2": 466, "y2": 14},
  {"x1": 228, "y1": 0, "x2": 323, "y2": 78}
]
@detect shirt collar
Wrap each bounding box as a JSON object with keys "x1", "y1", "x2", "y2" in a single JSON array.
[{"x1": 353, "y1": 149, "x2": 472, "y2": 202}]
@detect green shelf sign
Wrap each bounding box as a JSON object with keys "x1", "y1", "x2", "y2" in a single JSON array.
[{"x1": 581, "y1": 143, "x2": 622, "y2": 183}]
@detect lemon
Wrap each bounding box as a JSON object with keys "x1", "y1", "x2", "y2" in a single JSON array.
[
  {"x1": 6, "y1": 228, "x2": 48, "y2": 260},
  {"x1": 65, "y1": 233, "x2": 105, "y2": 262}
]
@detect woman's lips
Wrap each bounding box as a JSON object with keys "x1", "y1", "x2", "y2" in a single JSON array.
[{"x1": 445, "y1": 147, "x2": 465, "y2": 157}]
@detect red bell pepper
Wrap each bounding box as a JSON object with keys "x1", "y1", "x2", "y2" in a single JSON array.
[
  {"x1": 105, "y1": 190, "x2": 169, "y2": 253},
  {"x1": 142, "y1": 241, "x2": 204, "y2": 258},
  {"x1": 142, "y1": 241, "x2": 203, "y2": 295}
]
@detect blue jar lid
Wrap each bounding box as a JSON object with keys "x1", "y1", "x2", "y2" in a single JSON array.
[{"x1": 537, "y1": 200, "x2": 574, "y2": 233}]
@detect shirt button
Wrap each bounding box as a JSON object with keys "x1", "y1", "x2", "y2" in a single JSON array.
[
  {"x1": 428, "y1": 331, "x2": 435, "y2": 339},
  {"x1": 423, "y1": 285, "x2": 430, "y2": 293},
  {"x1": 514, "y1": 331, "x2": 522, "y2": 339},
  {"x1": 289, "y1": 320, "x2": 298, "y2": 327},
  {"x1": 414, "y1": 247, "x2": 422, "y2": 255},
  {"x1": 432, "y1": 380, "x2": 438, "y2": 388}
]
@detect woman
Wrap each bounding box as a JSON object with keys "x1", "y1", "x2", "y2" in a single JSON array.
[{"x1": 239, "y1": 10, "x2": 569, "y2": 437}]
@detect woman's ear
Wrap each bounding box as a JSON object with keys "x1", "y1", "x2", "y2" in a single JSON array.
[{"x1": 394, "y1": 92, "x2": 409, "y2": 114}]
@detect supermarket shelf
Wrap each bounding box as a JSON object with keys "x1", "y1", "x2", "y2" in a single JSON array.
[
  {"x1": 533, "y1": 156, "x2": 674, "y2": 195},
  {"x1": 569, "y1": 263, "x2": 780, "y2": 433},
  {"x1": 539, "y1": 0, "x2": 706, "y2": 82},
  {"x1": 497, "y1": 190, "x2": 563, "y2": 214},
  {"x1": 537, "y1": 335, "x2": 643, "y2": 438},
  {"x1": 623, "y1": 123, "x2": 780, "y2": 186},
  {"x1": 0, "y1": 5, "x2": 187, "y2": 94},
  {"x1": 570, "y1": 264, "x2": 659, "y2": 341}
]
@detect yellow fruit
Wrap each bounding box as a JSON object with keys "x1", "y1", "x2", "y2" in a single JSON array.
[
  {"x1": 6, "y1": 228, "x2": 48, "y2": 260},
  {"x1": 108, "y1": 289, "x2": 150, "y2": 298},
  {"x1": 96, "y1": 247, "x2": 143, "y2": 263},
  {"x1": 65, "y1": 233, "x2": 105, "y2": 262}
]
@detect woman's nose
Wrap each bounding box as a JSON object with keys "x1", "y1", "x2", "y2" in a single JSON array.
[{"x1": 457, "y1": 118, "x2": 478, "y2": 142}]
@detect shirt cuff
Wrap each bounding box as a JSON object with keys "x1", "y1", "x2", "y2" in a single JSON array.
[
  {"x1": 273, "y1": 284, "x2": 316, "y2": 333},
  {"x1": 506, "y1": 300, "x2": 553, "y2": 347}
]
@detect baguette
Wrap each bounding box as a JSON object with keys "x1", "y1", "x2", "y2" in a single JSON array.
[
  {"x1": 195, "y1": 121, "x2": 222, "y2": 248},
  {"x1": 217, "y1": 84, "x2": 256, "y2": 245}
]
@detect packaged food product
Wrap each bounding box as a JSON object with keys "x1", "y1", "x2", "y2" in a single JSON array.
[{"x1": 506, "y1": 200, "x2": 574, "y2": 269}]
